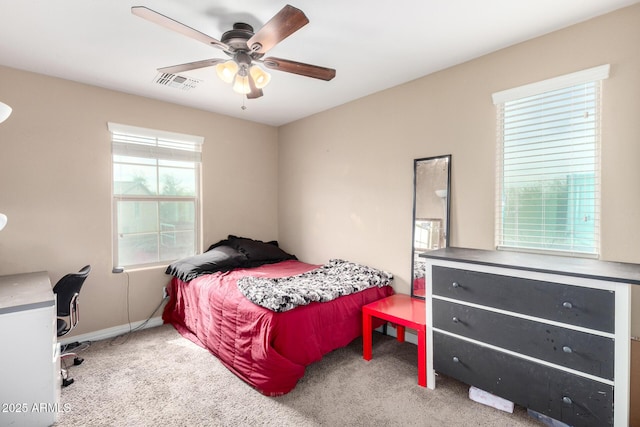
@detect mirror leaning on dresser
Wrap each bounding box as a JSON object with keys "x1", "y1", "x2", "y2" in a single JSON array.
[{"x1": 410, "y1": 154, "x2": 451, "y2": 299}]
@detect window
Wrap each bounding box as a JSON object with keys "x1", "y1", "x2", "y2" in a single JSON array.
[
  {"x1": 109, "y1": 123, "x2": 203, "y2": 268},
  {"x1": 493, "y1": 65, "x2": 609, "y2": 257}
]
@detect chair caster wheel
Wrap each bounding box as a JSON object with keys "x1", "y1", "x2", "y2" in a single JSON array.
[
  {"x1": 74, "y1": 357, "x2": 84, "y2": 366},
  {"x1": 62, "y1": 377, "x2": 74, "y2": 387}
]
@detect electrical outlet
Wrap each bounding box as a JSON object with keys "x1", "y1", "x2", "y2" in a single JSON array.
[{"x1": 162, "y1": 286, "x2": 168, "y2": 299}]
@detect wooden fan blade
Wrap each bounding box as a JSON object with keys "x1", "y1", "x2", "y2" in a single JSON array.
[
  {"x1": 262, "y1": 57, "x2": 336, "y2": 81},
  {"x1": 158, "y1": 58, "x2": 227, "y2": 74},
  {"x1": 247, "y1": 5, "x2": 309, "y2": 54},
  {"x1": 246, "y1": 75, "x2": 264, "y2": 99},
  {"x1": 131, "y1": 6, "x2": 229, "y2": 51}
]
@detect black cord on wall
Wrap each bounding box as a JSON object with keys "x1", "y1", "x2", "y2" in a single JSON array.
[{"x1": 109, "y1": 270, "x2": 168, "y2": 346}]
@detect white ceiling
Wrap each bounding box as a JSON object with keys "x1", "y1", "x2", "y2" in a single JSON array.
[{"x1": 0, "y1": 0, "x2": 636, "y2": 126}]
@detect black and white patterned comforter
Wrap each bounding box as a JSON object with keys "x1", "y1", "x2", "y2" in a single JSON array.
[{"x1": 237, "y1": 259, "x2": 393, "y2": 312}]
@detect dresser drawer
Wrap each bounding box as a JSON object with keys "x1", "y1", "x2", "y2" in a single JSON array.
[
  {"x1": 434, "y1": 332, "x2": 613, "y2": 427},
  {"x1": 432, "y1": 266, "x2": 615, "y2": 333},
  {"x1": 433, "y1": 299, "x2": 614, "y2": 380}
]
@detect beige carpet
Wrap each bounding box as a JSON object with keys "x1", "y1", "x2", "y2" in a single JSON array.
[{"x1": 55, "y1": 324, "x2": 542, "y2": 426}]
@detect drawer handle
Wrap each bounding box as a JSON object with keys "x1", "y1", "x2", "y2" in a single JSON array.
[
  {"x1": 562, "y1": 301, "x2": 573, "y2": 309},
  {"x1": 562, "y1": 346, "x2": 573, "y2": 354},
  {"x1": 452, "y1": 317, "x2": 459, "y2": 323},
  {"x1": 562, "y1": 396, "x2": 573, "y2": 405},
  {"x1": 452, "y1": 282, "x2": 461, "y2": 288},
  {"x1": 452, "y1": 356, "x2": 460, "y2": 363}
]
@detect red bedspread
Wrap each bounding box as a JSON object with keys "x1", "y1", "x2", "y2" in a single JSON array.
[{"x1": 162, "y1": 259, "x2": 394, "y2": 396}]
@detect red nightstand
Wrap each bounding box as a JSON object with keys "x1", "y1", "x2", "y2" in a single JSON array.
[{"x1": 362, "y1": 293, "x2": 427, "y2": 387}]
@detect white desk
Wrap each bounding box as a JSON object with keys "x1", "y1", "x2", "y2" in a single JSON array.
[{"x1": 0, "y1": 271, "x2": 60, "y2": 427}]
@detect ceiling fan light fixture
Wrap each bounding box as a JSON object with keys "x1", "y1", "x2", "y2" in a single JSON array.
[
  {"x1": 133, "y1": 5, "x2": 336, "y2": 100},
  {"x1": 232, "y1": 74, "x2": 251, "y2": 95},
  {"x1": 249, "y1": 65, "x2": 271, "y2": 89},
  {"x1": 215, "y1": 60, "x2": 239, "y2": 84}
]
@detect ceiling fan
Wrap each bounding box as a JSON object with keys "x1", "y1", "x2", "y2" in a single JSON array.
[{"x1": 131, "y1": 4, "x2": 336, "y2": 99}]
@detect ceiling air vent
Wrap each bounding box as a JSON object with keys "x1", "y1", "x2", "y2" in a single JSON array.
[{"x1": 153, "y1": 72, "x2": 201, "y2": 91}]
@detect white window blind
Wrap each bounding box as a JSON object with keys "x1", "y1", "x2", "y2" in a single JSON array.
[
  {"x1": 109, "y1": 122, "x2": 203, "y2": 162},
  {"x1": 109, "y1": 122, "x2": 203, "y2": 268},
  {"x1": 493, "y1": 65, "x2": 609, "y2": 257}
]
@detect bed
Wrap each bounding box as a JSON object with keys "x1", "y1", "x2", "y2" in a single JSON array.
[{"x1": 162, "y1": 235, "x2": 394, "y2": 396}]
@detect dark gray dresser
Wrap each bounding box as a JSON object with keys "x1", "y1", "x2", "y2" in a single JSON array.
[{"x1": 420, "y1": 247, "x2": 640, "y2": 427}]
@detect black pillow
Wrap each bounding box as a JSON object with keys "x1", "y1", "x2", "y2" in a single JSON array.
[
  {"x1": 165, "y1": 246, "x2": 246, "y2": 282},
  {"x1": 206, "y1": 238, "x2": 233, "y2": 252},
  {"x1": 226, "y1": 235, "x2": 297, "y2": 266}
]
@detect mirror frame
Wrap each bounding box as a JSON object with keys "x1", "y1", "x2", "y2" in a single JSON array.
[{"x1": 410, "y1": 154, "x2": 452, "y2": 299}]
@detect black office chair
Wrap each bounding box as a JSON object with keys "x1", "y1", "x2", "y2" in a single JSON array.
[{"x1": 53, "y1": 264, "x2": 91, "y2": 386}]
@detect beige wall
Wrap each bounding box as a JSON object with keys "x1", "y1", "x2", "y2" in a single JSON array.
[
  {"x1": 278, "y1": 5, "x2": 640, "y2": 332},
  {"x1": 0, "y1": 65, "x2": 279, "y2": 336}
]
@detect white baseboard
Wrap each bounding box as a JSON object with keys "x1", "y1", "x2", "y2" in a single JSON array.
[
  {"x1": 60, "y1": 316, "x2": 164, "y2": 345},
  {"x1": 377, "y1": 322, "x2": 419, "y2": 345}
]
